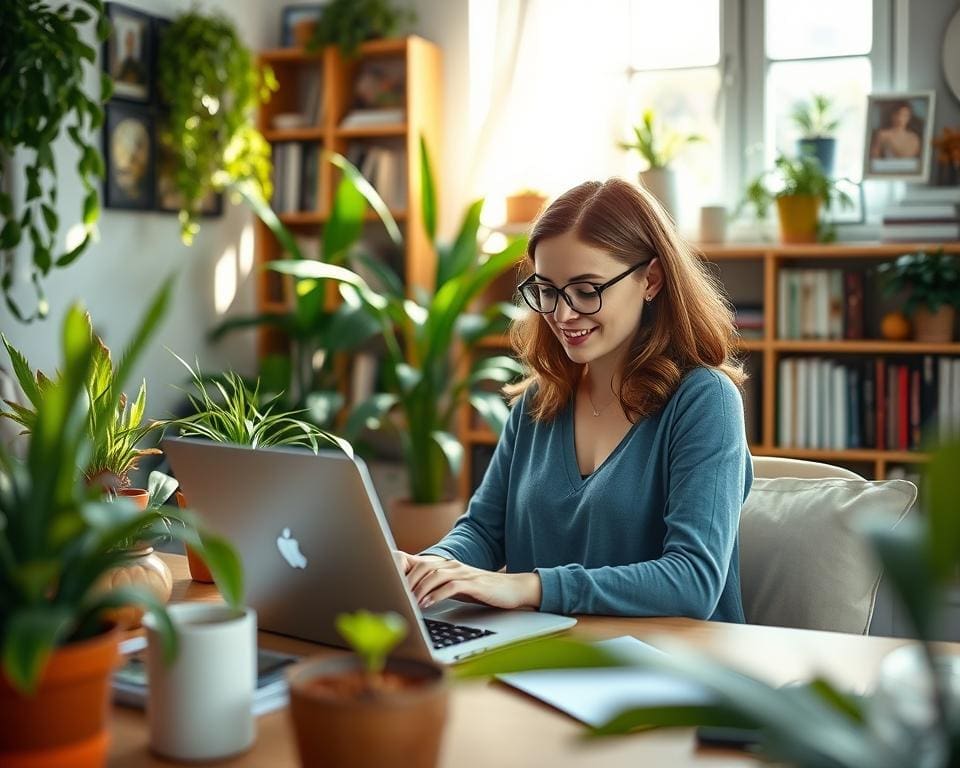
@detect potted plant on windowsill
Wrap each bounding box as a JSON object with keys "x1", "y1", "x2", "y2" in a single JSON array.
[
  {"x1": 159, "y1": 352, "x2": 353, "y2": 581},
  {"x1": 792, "y1": 93, "x2": 842, "y2": 177},
  {"x1": 505, "y1": 188, "x2": 548, "y2": 225},
  {"x1": 269, "y1": 139, "x2": 527, "y2": 553},
  {"x1": 306, "y1": 0, "x2": 417, "y2": 56},
  {"x1": 0, "y1": 285, "x2": 243, "y2": 768},
  {"x1": 877, "y1": 249, "x2": 960, "y2": 343},
  {"x1": 618, "y1": 107, "x2": 704, "y2": 221},
  {"x1": 738, "y1": 153, "x2": 853, "y2": 243},
  {"x1": 287, "y1": 611, "x2": 448, "y2": 768}
]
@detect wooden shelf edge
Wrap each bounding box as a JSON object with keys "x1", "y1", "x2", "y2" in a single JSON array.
[
  {"x1": 263, "y1": 128, "x2": 325, "y2": 142},
  {"x1": 335, "y1": 123, "x2": 408, "y2": 138},
  {"x1": 774, "y1": 340, "x2": 960, "y2": 354},
  {"x1": 753, "y1": 446, "x2": 931, "y2": 463},
  {"x1": 700, "y1": 241, "x2": 960, "y2": 260},
  {"x1": 464, "y1": 430, "x2": 497, "y2": 445}
]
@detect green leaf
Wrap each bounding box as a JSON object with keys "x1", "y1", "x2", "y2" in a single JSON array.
[
  {"x1": 926, "y1": 441, "x2": 960, "y2": 582},
  {"x1": 1, "y1": 218, "x2": 22, "y2": 249},
  {"x1": 437, "y1": 199, "x2": 484, "y2": 288},
  {"x1": 327, "y1": 152, "x2": 402, "y2": 246},
  {"x1": 2, "y1": 607, "x2": 73, "y2": 694},
  {"x1": 77, "y1": 586, "x2": 178, "y2": 664},
  {"x1": 323, "y1": 175, "x2": 367, "y2": 263},
  {"x1": 190, "y1": 531, "x2": 245, "y2": 608},
  {"x1": 344, "y1": 393, "x2": 399, "y2": 439},
  {"x1": 593, "y1": 704, "x2": 754, "y2": 735},
  {"x1": 419, "y1": 136, "x2": 437, "y2": 242},
  {"x1": 469, "y1": 391, "x2": 510, "y2": 436},
  {"x1": 82, "y1": 190, "x2": 99, "y2": 226},
  {"x1": 335, "y1": 610, "x2": 407, "y2": 674},
  {"x1": 146, "y1": 471, "x2": 179, "y2": 509},
  {"x1": 41, "y1": 205, "x2": 59, "y2": 233},
  {"x1": 455, "y1": 636, "x2": 625, "y2": 679},
  {"x1": 429, "y1": 430, "x2": 463, "y2": 477}
]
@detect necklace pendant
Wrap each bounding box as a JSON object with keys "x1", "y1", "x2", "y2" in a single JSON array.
[{"x1": 591, "y1": 408, "x2": 600, "y2": 417}]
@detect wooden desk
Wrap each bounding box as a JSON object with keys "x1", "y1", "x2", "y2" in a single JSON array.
[{"x1": 109, "y1": 555, "x2": 933, "y2": 767}]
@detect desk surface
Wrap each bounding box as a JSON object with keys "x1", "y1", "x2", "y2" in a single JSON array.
[{"x1": 109, "y1": 554, "x2": 932, "y2": 767}]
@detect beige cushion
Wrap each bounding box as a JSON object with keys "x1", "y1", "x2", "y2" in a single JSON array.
[{"x1": 739, "y1": 477, "x2": 917, "y2": 635}]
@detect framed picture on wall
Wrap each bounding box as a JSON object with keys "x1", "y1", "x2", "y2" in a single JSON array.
[
  {"x1": 280, "y1": 4, "x2": 326, "y2": 48},
  {"x1": 104, "y1": 102, "x2": 155, "y2": 209},
  {"x1": 862, "y1": 91, "x2": 936, "y2": 182},
  {"x1": 104, "y1": 2, "x2": 154, "y2": 103}
]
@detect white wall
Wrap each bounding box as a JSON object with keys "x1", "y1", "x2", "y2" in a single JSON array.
[{"x1": 0, "y1": 0, "x2": 274, "y2": 426}]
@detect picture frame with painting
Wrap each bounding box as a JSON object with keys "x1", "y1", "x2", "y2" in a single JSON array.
[
  {"x1": 104, "y1": 2, "x2": 153, "y2": 103},
  {"x1": 280, "y1": 4, "x2": 326, "y2": 48},
  {"x1": 104, "y1": 102, "x2": 155, "y2": 210},
  {"x1": 862, "y1": 91, "x2": 936, "y2": 182}
]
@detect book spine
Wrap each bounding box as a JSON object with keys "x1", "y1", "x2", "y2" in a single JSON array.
[
  {"x1": 843, "y1": 270, "x2": 865, "y2": 340},
  {"x1": 875, "y1": 358, "x2": 886, "y2": 451},
  {"x1": 910, "y1": 364, "x2": 921, "y2": 450}
]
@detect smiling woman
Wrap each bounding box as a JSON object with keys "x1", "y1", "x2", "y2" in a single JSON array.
[{"x1": 397, "y1": 178, "x2": 752, "y2": 623}]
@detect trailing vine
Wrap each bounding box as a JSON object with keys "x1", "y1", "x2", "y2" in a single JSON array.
[
  {"x1": 0, "y1": 0, "x2": 110, "y2": 321},
  {"x1": 156, "y1": 10, "x2": 276, "y2": 244}
]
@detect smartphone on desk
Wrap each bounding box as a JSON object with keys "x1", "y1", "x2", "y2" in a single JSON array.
[{"x1": 113, "y1": 646, "x2": 298, "y2": 715}]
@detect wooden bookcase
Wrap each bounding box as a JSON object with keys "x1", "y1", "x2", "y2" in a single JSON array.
[
  {"x1": 255, "y1": 36, "x2": 442, "y2": 358},
  {"x1": 458, "y1": 241, "x2": 960, "y2": 498}
]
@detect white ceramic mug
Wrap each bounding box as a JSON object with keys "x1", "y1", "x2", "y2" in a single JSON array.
[
  {"x1": 144, "y1": 603, "x2": 257, "y2": 761},
  {"x1": 699, "y1": 205, "x2": 728, "y2": 244}
]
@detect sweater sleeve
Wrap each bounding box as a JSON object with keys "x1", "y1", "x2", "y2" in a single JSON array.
[
  {"x1": 536, "y1": 370, "x2": 750, "y2": 618},
  {"x1": 419, "y1": 391, "x2": 526, "y2": 570}
]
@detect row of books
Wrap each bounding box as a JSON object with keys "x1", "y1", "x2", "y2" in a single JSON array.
[
  {"x1": 881, "y1": 185, "x2": 960, "y2": 242},
  {"x1": 777, "y1": 356, "x2": 960, "y2": 451},
  {"x1": 271, "y1": 143, "x2": 320, "y2": 213},
  {"x1": 347, "y1": 145, "x2": 408, "y2": 210},
  {"x1": 734, "y1": 304, "x2": 763, "y2": 340},
  {"x1": 778, "y1": 269, "x2": 865, "y2": 340}
]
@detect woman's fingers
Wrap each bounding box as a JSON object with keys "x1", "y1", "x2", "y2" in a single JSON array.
[{"x1": 413, "y1": 562, "x2": 462, "y2": 604}]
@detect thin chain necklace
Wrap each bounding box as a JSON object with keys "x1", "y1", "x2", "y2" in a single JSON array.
[{"x1": 585, "y1": 381, "x2": 617, "y2": 417}]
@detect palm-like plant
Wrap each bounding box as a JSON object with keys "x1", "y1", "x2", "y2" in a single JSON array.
[
  {"x1": 0, "y1": 284, "x2": 243, "y2": 694},
  {"x1": 270, "y1": 139, "x2": 526, "y2": 503},
  {"x1": 791, "y1": 94, "x2": 841, "y2": 139},
  {"x1": 618, "y1": 108, "x2": 704, "y2": 170},
  {"x1": 739, "y1": 153, "x2": 853, "y2": 219},
  {"x1": 3, "y1": 313, "x2": 161, "y2": 491},
  {"x1": 160, "y1": 352, "x2": 353, "y2": 456}
]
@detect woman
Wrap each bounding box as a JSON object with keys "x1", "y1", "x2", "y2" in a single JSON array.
[
  {"x1": 870, "y1": 101, "x2": 922, "y2": 159},
  {"x1": 399, "y1": 178, "x2": 752, "y2": 621}
]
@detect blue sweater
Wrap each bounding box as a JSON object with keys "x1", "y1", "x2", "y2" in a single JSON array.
[{"x1": 424, "y1": 367, "x2": 751, "y2": 621}]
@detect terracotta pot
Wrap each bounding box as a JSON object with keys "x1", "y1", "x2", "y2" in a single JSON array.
[
  {"x1": 505, "y1": 193, "x2": 547, "y2": 224},
  {"x1": 387, "y1": 498, "x2": 465, "y2": 554},
  {"x1": 776, "y1": 195, "x2": 821, "y2": 243},
  {"x1": 0, "y1": 624, "x2": 120, "y2": 768},
  {"x1": 176, "y1": 491, "x2": 214, "y2": 583},
  {"x1": 292, "y1": 18, "x2": 317, "y2": 48},
  {"x1": 288, "y1": 655, "x2": 448, "y2": 768},
  {"x1": 117, "y1": 487, "x2": 148, "y2": 509},
  {"x1": 913, "y1": 304, "x2": 956, "y2": 343},
  {"x1": 96, "y1": 547, "x2": 173, "y2": 629}
]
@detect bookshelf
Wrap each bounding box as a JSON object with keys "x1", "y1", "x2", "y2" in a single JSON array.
[
  {"x1": 458, "y1": 241, "x2": 960, "y2": 497},
  {"x1": 255, "y1": 36, "x2": 442, "y2": 358}
]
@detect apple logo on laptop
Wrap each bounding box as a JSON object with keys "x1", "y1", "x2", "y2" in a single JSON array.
[{"x1": 276, "y1": 528, "x2": 308, "y2": 569}]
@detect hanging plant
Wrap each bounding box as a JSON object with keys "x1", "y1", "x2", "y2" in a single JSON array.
[
  {"x1": 156, "y1": 10, "x2": 276, "y2": 244},
  {"x1": 0, "y1": 0, "x2": 111, "y2": 322}
]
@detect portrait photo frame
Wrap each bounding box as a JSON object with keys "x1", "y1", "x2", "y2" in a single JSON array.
[
  {"x1": 103, "y1": 101, "x2": 155, "y2": 210},
  {"x1": 103, "y1": 2, "x2": 154, "y2": 103},
  {"x1": 862, "y1": 91, "x2": 936, "y2": 182},
  {"x1": 280, "y1": 3, "x2": 326, "y2": 48}
]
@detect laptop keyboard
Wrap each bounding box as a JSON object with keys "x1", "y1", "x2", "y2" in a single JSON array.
[{"x1": 424, "y1": 618, "x2": 496, "y2": 649}]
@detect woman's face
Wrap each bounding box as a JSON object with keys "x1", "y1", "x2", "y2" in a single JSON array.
[
  {"x1": 892, "y1": 105, "x2": 912, "y2": 128},
  {"x1": 532, "y1": 230, "x2": 657, "y2": 369}
]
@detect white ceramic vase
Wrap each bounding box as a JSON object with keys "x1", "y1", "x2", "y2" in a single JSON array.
[{"x1": 638, "y1": 167, "x2": 679, "y2": 222}]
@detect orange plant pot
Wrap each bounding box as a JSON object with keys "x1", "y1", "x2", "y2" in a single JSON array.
[
  {"x1": 0, "y1": 625, "x2": 120, "y2": 768},
  {"x1": 176, "y1": 491, "x2": 214, "y2": 582},
  {"x1": 387, "y1": 498, "x2": 465, "y2": 554},
  {"x1": 776, "y1": 195, "x2": 821, "y2": 244}
]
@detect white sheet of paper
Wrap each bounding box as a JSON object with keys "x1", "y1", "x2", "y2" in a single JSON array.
[{"x1": 497, "y1": 635, "x2": 712, "y2": 728}]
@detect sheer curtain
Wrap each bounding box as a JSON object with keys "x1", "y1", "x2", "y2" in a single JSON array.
[{"x1": 465, "y1": 0, "x2": 634, "y2": 222}]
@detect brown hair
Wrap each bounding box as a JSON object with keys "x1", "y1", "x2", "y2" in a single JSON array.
[{"x1": 505, "y1": 178, "x2": 745, "y2": 422}]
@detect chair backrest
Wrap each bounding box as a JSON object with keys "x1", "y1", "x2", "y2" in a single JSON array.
[
  {"x1": 751, "y1": 455, "x2": 864, "y2": 481},
  {"x1": 739, "y1": 457, "x2": 916, "y2": 635}
]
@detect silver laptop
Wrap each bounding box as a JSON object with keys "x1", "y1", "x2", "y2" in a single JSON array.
[{"x1": 163, "y1": 438, "x2": 576, "y2": 664}]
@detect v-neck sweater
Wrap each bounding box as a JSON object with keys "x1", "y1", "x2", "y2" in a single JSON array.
[{"x1": 423, "y1": 366, "x2": 751, "y2": 621}]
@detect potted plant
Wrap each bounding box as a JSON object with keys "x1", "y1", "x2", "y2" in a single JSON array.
[
  {"x1": 0, "y1": 286, "x2": 243, "y2": 768},
  {"x1": 287, "y1": 610, "x2": 448, "y2": 768},
  {"x1": 505, "y1": 188, "x2": 548, "y2": 224},
  {"x1": 2, "y1": 0, "x2": 108, "y2": 321},
  {"x1": 159, "y1": 352, "x2": 353, "y2": 581},
  {"x1": 456, "y1": 440, "x2": 960, "y2": 767},
  {"x1": 877, "y1": 249, "x2": 960, "y2": 343},
  {"x1": 2, "y1": 311, "x2": 181, "y2": 627},
  {"x1": 791, "y1": 93, "x2": 842, "y2": 177},
  {"x1": 155, "y1": 9, "x2": 276, "y2": 244},
  {"x1": 307, "y1": 0, "x2": 417, "y2": 56},
  {"x1": 618, "y1": 107, "x2": 704, "y2": 220},
  {"x1": 270, "y1": 139, "x2": 527, "y2": 553},
  {"x1": 738, "y1": 153, "x2": 853, "y2": 243}
]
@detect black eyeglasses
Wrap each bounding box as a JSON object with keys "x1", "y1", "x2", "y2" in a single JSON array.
[{"x1": 517, "y1": 258, "x2": 653, "y2": 315}]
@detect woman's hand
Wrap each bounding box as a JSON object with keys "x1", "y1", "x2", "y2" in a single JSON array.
[{"x1": 397, "y1": 553, "x2": 542, "y2": 610}]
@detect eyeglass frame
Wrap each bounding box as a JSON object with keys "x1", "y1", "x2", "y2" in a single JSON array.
[{"x1": 516, "y1": 257, "x2": 655, "y2": 315}]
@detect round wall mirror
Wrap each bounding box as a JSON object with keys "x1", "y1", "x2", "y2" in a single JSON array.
[{"x1": 944, "y1": 8, "x2": 960, "y2": 102}]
